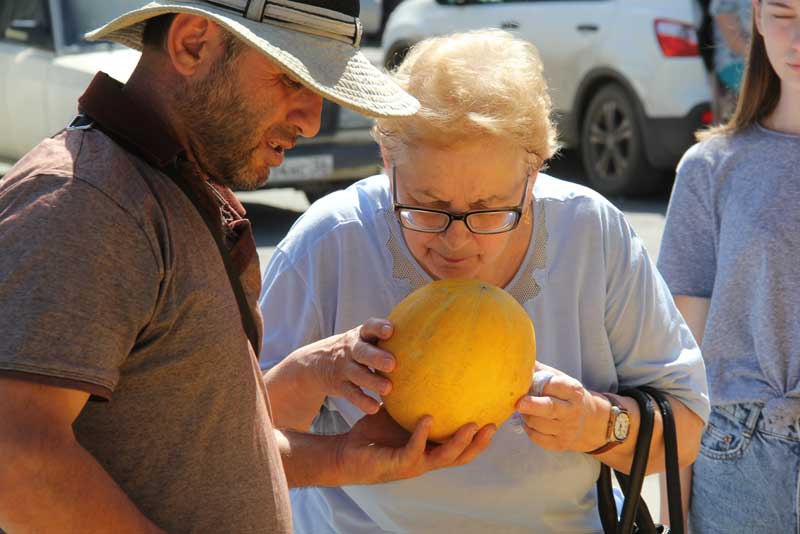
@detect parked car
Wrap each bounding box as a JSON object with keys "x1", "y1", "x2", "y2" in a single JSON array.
[
  {"x1": 0, "y1": 0, "x2": 381, "y2": 201},
  {"x1": 383, "y1": 0, "x2": 713, "y2": 196}
]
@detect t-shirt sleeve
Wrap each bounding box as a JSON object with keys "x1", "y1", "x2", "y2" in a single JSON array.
[
  {"x1": 603, "y1": 206, "x2": 710, "y2": 423},
  {"x1": 657, "y1": 144, "x2": 717, "y2": 298},
  {"x1": 0, "y1": 175, "x2": 161, "y2": 398},
  {"x1": 258, "y1": 248, "x2": 325, "y2": 371}
]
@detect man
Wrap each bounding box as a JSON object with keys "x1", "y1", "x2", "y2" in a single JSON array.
[{"x1": 0, "y1": 2, "x2": 492, "y2": 532}]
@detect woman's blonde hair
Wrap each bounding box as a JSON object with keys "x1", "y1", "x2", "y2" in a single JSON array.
[
  {"x1": 698, "y1": 0, "x2": 779, "y2": 140},
  {"x1": 374, "y1": 29, "x2": 559, "y2": 168}
]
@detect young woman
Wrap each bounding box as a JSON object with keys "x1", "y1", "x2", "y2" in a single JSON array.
[
  {"x1": 260, "y1": 30, "x2": 709, "y2": 532},
  {"x1": 658, "y1": 1, "x2": 800, "y2": 531}
]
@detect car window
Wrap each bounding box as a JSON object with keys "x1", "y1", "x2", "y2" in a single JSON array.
[
  {"x1": 0, "y1": 0, "x2": 54, "y2": 50},
  {"x1": 59, "y1": 0, "x2": 149, "y2": 48}
]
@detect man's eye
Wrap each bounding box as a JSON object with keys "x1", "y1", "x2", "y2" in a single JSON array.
[{"x1": 282, "y1": 75, "x2": 303, "y2": 89}]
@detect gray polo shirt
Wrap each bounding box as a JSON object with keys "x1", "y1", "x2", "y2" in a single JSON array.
[{"x1": 0, "y1": 72, "x2": 291, "y2": 532}]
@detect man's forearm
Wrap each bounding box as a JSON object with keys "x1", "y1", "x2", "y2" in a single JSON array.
[
  {"x1": 0, "y1": 436, "x2": 164, "y2": 533},
  {"x1": 275, "y1": 429, "x2": 343, "y2": 488}
]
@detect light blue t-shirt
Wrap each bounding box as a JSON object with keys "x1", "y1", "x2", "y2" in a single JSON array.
[
  {"x1": 259, "y1": 174, "x2": 709, "y2": 533},
  {"x1": 658, "y1": 125, "x2": 800, "y2": 424}
]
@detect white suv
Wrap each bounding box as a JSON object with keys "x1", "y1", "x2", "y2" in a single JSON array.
[{"x1": 383, "y1": 0, "x2": 712, "y2": 196}]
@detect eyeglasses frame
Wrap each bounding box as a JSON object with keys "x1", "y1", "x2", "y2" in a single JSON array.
[{"x1": 391, "y1": 166, "x2": 531, "y2": 235}]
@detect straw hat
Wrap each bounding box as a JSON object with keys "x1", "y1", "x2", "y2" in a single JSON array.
[{"x1": 85, "y1": 0, "x2": 419, "y2": 118}]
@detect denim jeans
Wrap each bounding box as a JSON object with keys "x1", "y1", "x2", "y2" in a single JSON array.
[{"x1": 690, "y1": 402, "x2": 800, "y2": 534}]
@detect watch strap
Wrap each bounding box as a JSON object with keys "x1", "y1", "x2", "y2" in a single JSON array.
[{"x1": 588, "y1": 393, "x2": 628, "y2": 455}]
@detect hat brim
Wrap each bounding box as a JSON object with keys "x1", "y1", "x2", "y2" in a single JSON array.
[{"x1": 85, "y1": 1, "x2": 419, "y2": 118}]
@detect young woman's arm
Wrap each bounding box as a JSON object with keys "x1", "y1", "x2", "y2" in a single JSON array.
[{"x1": 659, "y1": 295, "x2": 710, "y2": 530}]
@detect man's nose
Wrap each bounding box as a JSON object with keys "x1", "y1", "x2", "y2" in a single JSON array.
[{"x1": 289, "y1": 90, "x2": 323, "y2": 138}]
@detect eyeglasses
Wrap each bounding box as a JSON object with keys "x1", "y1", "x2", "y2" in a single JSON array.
[{"x1": 391, "y1": 166, "x2": 530, "y2": 235}]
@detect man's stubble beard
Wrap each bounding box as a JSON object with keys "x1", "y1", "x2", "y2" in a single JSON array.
[{"x1": 175, "y1": 47, "x2": 268, "y2": 191}]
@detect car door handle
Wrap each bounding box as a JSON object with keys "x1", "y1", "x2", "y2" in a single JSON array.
[
  {"x1": 577, "y1": 24, "x2": 599, "y2": 32},
  {"x1": 500, "y1": 21, "x2": 519, "y2": 30}
]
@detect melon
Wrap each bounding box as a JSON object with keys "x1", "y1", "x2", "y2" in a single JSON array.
[{"x1": 378, "y1": 278, "x2": 536, "y2": 442}]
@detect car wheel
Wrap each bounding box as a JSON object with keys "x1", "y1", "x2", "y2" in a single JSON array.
[{"x1": 580, "y1": 84, "x2": 657, "y2": 197}]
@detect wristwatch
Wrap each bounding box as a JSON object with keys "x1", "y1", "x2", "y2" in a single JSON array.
[{"x1": 588, "y1": 393, "x2": 631, "y2": 455}]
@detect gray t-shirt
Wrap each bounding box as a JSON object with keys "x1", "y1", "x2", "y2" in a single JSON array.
[
  {"x1": 0, "y1": 129, "x2": 291, "y2": 532},
  {"x1": 658, "y1": 124, "x2": 800, "y2": 423}
]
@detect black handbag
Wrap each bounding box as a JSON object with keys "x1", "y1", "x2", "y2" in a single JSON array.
[{"x1": 596, "y1": 387, "x2": 684, "y2": 534}]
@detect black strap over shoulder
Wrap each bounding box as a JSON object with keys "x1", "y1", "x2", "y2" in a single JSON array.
[{"x1": 162, "y1": 162, "x2": 262, "y2": 355}]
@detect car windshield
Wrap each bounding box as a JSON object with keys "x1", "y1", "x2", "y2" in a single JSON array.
[{"x1": 59, "y1": 0, "x2": 149, "y2": 48}]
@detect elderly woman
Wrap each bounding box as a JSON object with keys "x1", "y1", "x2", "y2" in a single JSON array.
[{"x1": 260, "y1": 30, "x2": 709, "y2": 532}]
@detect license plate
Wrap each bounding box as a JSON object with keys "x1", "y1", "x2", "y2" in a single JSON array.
[{"x1": 268, "y1": 154, "x2": 334, "y2": 184}]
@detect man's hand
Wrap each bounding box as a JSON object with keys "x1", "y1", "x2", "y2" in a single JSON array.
[{"x1": 333, "y1": 408, "x2": 496, "y2": 485}]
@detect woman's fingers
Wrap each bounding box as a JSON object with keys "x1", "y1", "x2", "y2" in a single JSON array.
[
  {"x1": 522, "y1": 424, "x2": 568, "y2": 451},
  {"x1": 346, "y1": 361, "x2": 392, "y2": 396},
  {"x1": 359, "y1": 317, "x2": 394, "y2": 343},
  {"x1": 541, "y1": 375, "x2": 584, "y2": 401},
  {"x1": 516, "y1": 394, "x2": 572, "y2": 419},
  {"x1": 520, "y1": 414, "x2": 561, "y2": 436},
  {"x1": 351, "y1": 340, "x2": 395, "y2": 374},
  {"x1": 340, "y1": 381, "x2": 382, "y2": 414}
]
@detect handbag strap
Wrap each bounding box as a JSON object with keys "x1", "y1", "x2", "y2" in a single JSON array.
[
  {"x1": 596, "y1": 387, "x2": 684, "y2": 534},
  {"x1": 616, "y1": 388, "x2": 656, "y2": 533},
  {"x1": 640, "y1": 387, "x2": 684, "y2": 534},
  {"x1": 597, "y1": 461, "x2": 619, "y2": 533}
]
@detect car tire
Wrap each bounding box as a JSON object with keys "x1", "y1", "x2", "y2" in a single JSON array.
[{"x1": 579, "y1": 84, "x2": 658, "y2": 197}]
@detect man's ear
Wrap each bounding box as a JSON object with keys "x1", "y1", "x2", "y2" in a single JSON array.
[{"x1": 166, "y1": 14, "x2": 224, "y2": 77}]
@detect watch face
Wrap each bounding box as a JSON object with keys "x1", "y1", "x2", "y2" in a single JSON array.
[{"x1": 613, "y1": 413, "x2": 631, "y2": 441}]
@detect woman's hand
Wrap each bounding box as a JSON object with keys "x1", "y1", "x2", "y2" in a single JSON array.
[
  {"x1": 313, "y1": 318, "x2": 396, "y2": 415},
  {"x1": 515, "y1": 363, "x2": 609, "y2": 453},
  {"x1": 264, "y1": 318, "x2": 396, "y2": 431}
]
